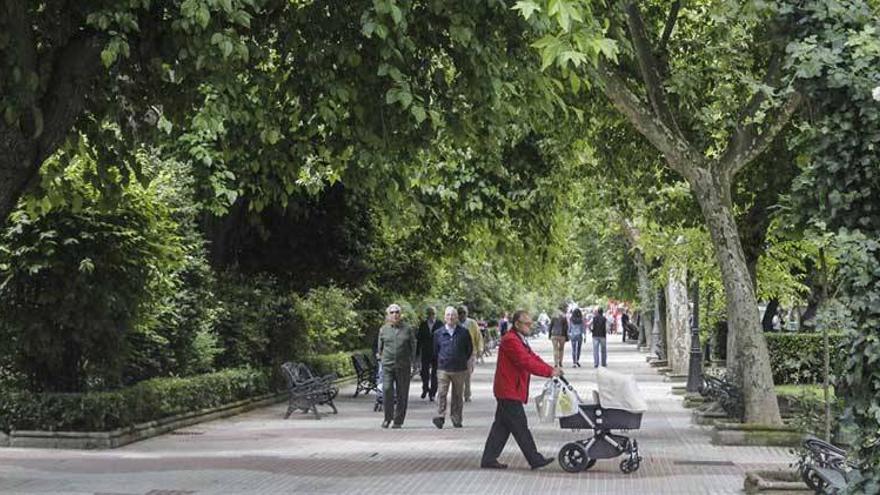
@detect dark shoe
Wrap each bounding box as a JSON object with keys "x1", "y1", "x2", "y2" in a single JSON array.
[
  {"x1": 421, "y1": 390, "x2": 428, "y2": 399},
  {"x1": 429, "y1": 396, "x2": 435, "y2": 402},
  {"x1": 480, "y1": 461, "x2": 508, "y2": 469},
  {"x1": 465, "y1": 397, "x2": 471, "y2": 402},
  {"x1": 432, "y1": 417, "x2": 445, "y2": 429},
  {"x1": 391, "y1": 423, "x2": 402, "y2": 429},
  {"x1": 381, "y1": 420, "x2": 390, "y2": 429},
  {"x1": 531, "y1": 456, "x2": 555, "y2": 470},
  {"x1": 453, "y1": 422, "x2": 462, "y2": 428}
]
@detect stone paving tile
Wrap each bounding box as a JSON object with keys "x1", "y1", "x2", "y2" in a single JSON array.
[{"x1": 0, "y1": 338, "x2": 793, "y2": 494}]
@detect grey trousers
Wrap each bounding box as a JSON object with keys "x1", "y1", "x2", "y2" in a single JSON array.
[
  {"x1": 383, "y1": 366, "x2": 411, "y2": 425},
  {"x1": 437, "y1": 370, "x2": 467, "y2": 425}
]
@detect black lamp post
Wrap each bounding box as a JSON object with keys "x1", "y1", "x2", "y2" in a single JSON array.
[{"x1": 686, "y1": 278, "x2": 703, "y2": 393}]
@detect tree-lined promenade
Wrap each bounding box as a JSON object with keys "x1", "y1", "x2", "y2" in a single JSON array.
[
  {"x1": 2, "y1": 1, "x2": 879, "y2": 492},
  {"x1": 0, "y1": 339, "x2": 793, "y2": 494}
]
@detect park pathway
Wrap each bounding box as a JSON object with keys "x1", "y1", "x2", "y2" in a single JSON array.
[{"x1": 0, "y1": 337, "x2": 792, "y2": 494}]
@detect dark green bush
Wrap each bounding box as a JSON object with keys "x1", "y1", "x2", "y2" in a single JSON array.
[
  {"x1": 0, "y1": 368, "x2": 270, "y2": 432},
  {"x1": 765, "y1": 332, "x2": 845, "y2": 385},
  {"x1": 301, "y1": 351, "x2": 359, "y2": 378}
]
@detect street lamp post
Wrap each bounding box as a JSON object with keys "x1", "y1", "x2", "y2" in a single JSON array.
[{"x1": 686, "y1": 278, "x2": 703, "y2": 393}]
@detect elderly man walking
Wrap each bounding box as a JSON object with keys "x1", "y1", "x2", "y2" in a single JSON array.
[
  {"x1": 417, "y1": 306, "x2": 443, "y2": 401},
  {"x1": 433, "y1": 306, "x2": 472, "y2": 429},
  {"x1": 459, "y1": 305, "x2": 483, "y2": 402},
  {"x1": 377, "y1": 304, "x2": 417, "y2": 429},
  {"x1": 481, "y1": 310, "x2": 560, "y2": 470}
]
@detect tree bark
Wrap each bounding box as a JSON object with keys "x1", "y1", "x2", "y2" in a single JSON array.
[
  {"x1": 619, "y1": 217, "x2": 653, "y2": 350},
  {"x1": 666, "y1": 265, "x2": 690, "y2": 375},
  {"x1": 690, "y1": 168, "x2": 782, "y2": 425}
]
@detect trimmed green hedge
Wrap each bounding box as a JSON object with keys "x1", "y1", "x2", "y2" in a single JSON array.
[
  {"x1": 0, "y1": 368, "x2": 270, "y2": 432},
  {"x1": 301, "y1": 349, "x2": 366, "y2": 378},
  {"x1": 766, "y1": 332, "x2": 845, "y2": 385}
]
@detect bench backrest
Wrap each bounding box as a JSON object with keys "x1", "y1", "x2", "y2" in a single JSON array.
[{"x1": 280, "y1": 362, "x2": 313, "y2": 388}]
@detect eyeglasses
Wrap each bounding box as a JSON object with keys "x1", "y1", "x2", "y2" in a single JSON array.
[{"x1": 388, "y1": 310, "x2": 400, "y2": 314}]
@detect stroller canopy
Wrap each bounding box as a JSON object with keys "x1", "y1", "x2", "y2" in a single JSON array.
[{"x1": 596, "y1": 368, "x2": 648, "y2": 413}]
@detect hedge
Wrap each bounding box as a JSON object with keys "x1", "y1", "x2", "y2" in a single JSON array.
[
  {"x1": 0, "y1": 368, "x2": 270, "y2": 432},
  {"x1": 301, "y1": 349, "x2": 369, "y2": 378},
  {"x1": 765, "y1": 332, "x2": 846, "y2": 385}
]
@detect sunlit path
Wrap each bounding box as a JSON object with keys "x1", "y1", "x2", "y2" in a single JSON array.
[{"x1": 0, "y1": 338, "x2": 791, "y2": 494}]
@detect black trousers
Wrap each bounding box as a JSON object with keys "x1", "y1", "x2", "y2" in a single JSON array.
[
  {"x1": 481, "y1": 399, "x2": 543, "y2": 466},
  {"x1": 382, "y1": 367, "x2": 411, "y2": 425},
  {"x1": 420, "y1": 357, "x2": 438, "y2": 398}
]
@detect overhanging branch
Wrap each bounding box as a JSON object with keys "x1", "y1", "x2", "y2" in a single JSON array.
[
  {"x1": 37, "y1": 34, "x2": 105, "y2": 165},
  {"x1": 623, "y1": 2, "x2": 686, "y2": 143},
  {"x1": 718, "y1": 49, "x2": 802, "y2": 179},
  {"x1": 586, "y1": 62, "x2": 699, "y2": 181},
  {"x1": 659, "y1": 1, "x2": 682, "y2": 53}
]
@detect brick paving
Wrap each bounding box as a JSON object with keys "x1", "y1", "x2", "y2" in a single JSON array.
[{"x1": 0, "y1": 338, "x2": 792, "y2": 494}]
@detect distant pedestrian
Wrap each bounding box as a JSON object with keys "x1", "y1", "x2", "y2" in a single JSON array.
[
  {"x1": 591, "y1": 308, "x2": 608, "y2": 368},
  {"x1": 459, "y1": 305, "x2": 483, "y2": 402},
  {"x1": 569, "y1": 308, "x2": 585, "y2": 367},
  {"x1": 547, "y1": 308, "x2": 569, "y2": 367},
  {"x1": 480, "y1": 310, "x2": 560, "y2": 470},
  {"x1": 417, "y1": 306, "x2": 443, "y2": 401},
  {"x1": 377, "y1": 304, "x2": 417, "y2": 428},
  {"x1": 433, "y1": 306, "x2": 473, "y2": 429},
  {"x1": 498, "y1": 312, "x2": 510, "y2": 337}
]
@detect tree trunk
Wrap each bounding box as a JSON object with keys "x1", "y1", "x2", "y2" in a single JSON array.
[
  {"x1": 691, "y1": 169, "x2": 782, "y2": 425},
  {"x1": 666, "y1": 265, "x2": 690, "y2": 376},
  {"x1": 0, "y1": 133, "x2": 39, "y2": 224},
  {"x1": 654, "y1": 286, "x2": 667, "y2": 359}
]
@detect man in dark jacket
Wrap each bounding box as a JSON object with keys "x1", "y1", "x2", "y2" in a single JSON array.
[
  {"x1": 547, "y1": 309, "x2": 569, "y2": 368},
  {"x1": 481, "y1": 310, "x2": 560, "y2": 470},
  {"x1": 417, "y1": 306, "x2": 443, "y2": 401},
  {"x1": 432, "y1": 306, "x2": 472, "y2": 429},
  {"x1": 591, "y1": 308, "x2": 608, "y2": 367}
]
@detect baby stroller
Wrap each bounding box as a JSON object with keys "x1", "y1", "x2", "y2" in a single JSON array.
[{"x1": 542, "y1": 370, "x2": 645, "y2": 474}]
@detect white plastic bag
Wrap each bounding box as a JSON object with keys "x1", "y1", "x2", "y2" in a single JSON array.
[
  {"x1": 555, "y1": 382, "x2": 580, "y2": 417},
  {"x1": 534, "y1": 379, "x2": 558, "y2": 423}
]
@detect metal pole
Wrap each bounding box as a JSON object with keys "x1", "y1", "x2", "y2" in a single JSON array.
[{"x1": 686, "y1": 278, "x2": 703, "y2": 393}]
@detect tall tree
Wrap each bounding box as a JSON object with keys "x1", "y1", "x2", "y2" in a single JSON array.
[{"x1": 519, "y1": 0, "x2": 813, "y2": 423}]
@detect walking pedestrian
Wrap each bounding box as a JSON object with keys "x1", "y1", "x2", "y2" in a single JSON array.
[
  {"x1": 591, "y1": 307, "x2": 608, "y2": 368},
  {"x1": 569, "y1": 308, "x2": 585, "y2": 367},
  {"x1": 459, "y1": 305, "x2": 483, "y2": 402},
  {"x1": 480, "y1": 310, "x2": 560, "y2": 470},
  {"x1": 417, "y1": 306, "x2": 443, "y2": 401},
  {"x1": 433, "y1": 306, "x2": 472, "y2": 429},
  {"x1": 498, "y1": 312, "x2": 510, "y2": 336},
  {"x1": 377, "y1": 304, "x2": 417, "y2": 428},
  {"x1": 547, "y1": 308, "x2": 569, "y2": 367}
]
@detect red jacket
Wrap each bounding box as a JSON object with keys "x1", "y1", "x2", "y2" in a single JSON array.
[{"x1": 494, "y1": 331, "x2": 555, "y2": 403}]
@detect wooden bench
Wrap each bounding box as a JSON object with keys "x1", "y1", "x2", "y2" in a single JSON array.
[{"x1": 280, "y1": 362, "x2": 338, "y2": 419}]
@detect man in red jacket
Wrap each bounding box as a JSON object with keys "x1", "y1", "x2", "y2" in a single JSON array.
[{"x1": 480, "y1": 310, "x2": 561, "y2": 470}]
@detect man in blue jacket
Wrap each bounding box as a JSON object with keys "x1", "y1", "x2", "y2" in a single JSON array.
[{"x1": 432, "y1": 306, "x2": 473, "y2": 429}]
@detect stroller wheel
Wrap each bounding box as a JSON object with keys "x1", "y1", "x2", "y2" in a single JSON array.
[
  {"x1": 558, "y1": 442, "x2": 594, "y2": 473},
  {"x1": 619, "y1": 458, "x2": 640, "y2": 474}
]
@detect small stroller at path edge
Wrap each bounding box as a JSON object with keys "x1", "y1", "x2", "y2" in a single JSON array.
[{"x1": 537, "y1": 369, "x2": 647, "y2": 474}]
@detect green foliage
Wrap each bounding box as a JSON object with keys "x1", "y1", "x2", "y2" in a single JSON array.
[
  {"x1": 0, "y1": 368, "x2": 270, "y2": 432},
  {"x1": 783, "y1": 0, "x2": 880, "y2": 486},
  {"x1": 301, "y1": 350, "x2": 367, "y2": 379},
  {"x1": 0, "y1": 172, "x2": 181, "y2": 392},
  {"x1": 295, "y1": 286, "x2": 361, "y2": 355},
  {"x1": 765, "y1": 333, "x2": 846, "y2": 385},
  {"x1": 212, "y1": 272, "x2": 299, "y2": 370}
]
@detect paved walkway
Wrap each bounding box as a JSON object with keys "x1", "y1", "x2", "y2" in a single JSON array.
[{"x1": 0, "y1": 338, "x2": 792, "y2": 494}]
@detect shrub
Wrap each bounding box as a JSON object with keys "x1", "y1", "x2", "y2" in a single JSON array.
[
  {"x1": 0, "y1": 196, "x2": 180, "y2": 392},
  {"x1": 295, "y1": 285, "x2": 361, "y2": 355},
  {"x1": 765, "y1": 332, "x2": 846, "y2": 385},
  {"x1": 0, "y1": 368, "x2": 271, "y2": 432},
  {"x1": 301, "y1": 350, "x2": 365, "y2": 378}
]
